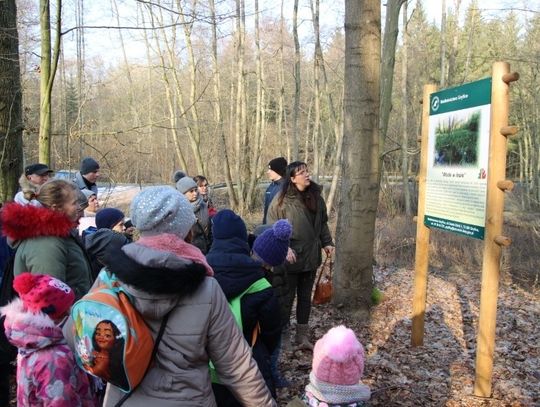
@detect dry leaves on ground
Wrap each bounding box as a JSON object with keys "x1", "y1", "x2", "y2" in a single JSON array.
[{"x1": 277, "y1": 266, "x2": 539, "y2": 406}]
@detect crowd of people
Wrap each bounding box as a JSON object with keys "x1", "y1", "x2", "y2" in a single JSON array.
[{"x1": 0, "y1": 156, "x2": 370, "y2": 406}]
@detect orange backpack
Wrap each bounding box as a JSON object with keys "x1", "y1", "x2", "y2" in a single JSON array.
[{"x1": 71, "y1": 270, "x2": 169, "y2": 404}]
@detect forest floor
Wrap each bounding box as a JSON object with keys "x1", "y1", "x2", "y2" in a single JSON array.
[{"x1": 275, "y1": 265, "x2": 539, "y2": 406}]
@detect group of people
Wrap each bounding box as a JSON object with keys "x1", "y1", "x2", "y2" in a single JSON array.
[{"x1": 0, "y1": 156, "x2": 370, "y2": 406}]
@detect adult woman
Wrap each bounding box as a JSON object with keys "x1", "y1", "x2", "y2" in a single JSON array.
[
  {"x1": 1, "y1": 179, "x2": 93, "y2": 299},
  {"x1": 267, "y1": 161, "x2": 334, "y2": 350},
  {"x1": 93, "y1": 186, "x2": 274, "y2": 406},
  {"x1": 78, "y1": 189, "x2": 99, "y2": 236},
  {"x1": 193, "y1": 175, "x2": 216, "y2": 216},
  {"x1": 176, "y1": 177, "x2": 212, "y2": 253}
]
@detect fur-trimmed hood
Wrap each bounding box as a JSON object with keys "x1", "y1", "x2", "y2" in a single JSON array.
[
  {"x1": 1, "y1": 298, "x2": 66, "y2": 354},
  {"x1": 1, "y1": 202, "x2": 74, "y2": 242},
  {"x1": 18, "y1": 173, "x2": 39, "y2": 199},
  {"x1": 100, "y1": 235, "x2": 210, "y2": 319}
]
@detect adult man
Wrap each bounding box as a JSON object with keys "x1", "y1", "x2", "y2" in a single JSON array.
[
  {"x1": 263, "y1": 157, "x2": 287, "y2": 224},
  {"x1": 14, "y1": 163, "x2": 54, "y2": 206},
  {"x1": 73, "y1": 157, "x2": 100, "y2": 195}
]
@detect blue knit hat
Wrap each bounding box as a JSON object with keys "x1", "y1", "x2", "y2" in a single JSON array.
[
  {"x1": 212, "y1": 209, "x2": 247, "y2": 241},
  {"x1": 96, "y1": 208, "x2": 125, "y2": 230},
  {"x1": 253, "y1": 219, "x2": 292, "y2": 266}
]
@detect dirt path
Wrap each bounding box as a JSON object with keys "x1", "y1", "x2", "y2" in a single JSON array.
[{"x1": 277, "y1": 266, "x2": 539, "y2": 406}]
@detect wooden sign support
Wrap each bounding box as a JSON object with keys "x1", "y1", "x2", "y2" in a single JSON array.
[
  {"x1": 412, "y1": 62, "x2": 519, "y2": 397},
  {"x1": 474, "y1": 61, "x2": 519, "y2": 397},
  {"x1": 411, "y1": 84, "x2": 437, "y2": 347}
]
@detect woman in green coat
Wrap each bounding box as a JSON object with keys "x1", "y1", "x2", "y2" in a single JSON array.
[
  {"x1": 1, "y1": 179, "x2": 93, "y2": 300},
  {"x1": 267, "y1": 161, "x2": 334, "y2": 350}
]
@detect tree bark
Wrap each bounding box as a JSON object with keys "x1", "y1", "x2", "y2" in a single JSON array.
[
  {"x1": 401, "y1": 1, "x2": 411, "y2": 216},
  {"x1": 379, "y1": 0, "x2": 406, "y2": 153},
  {"x1": 0, "y1": 0, "x2": 24, "y2": 201},
  {"x1": 38, "y1": 0, "x2": 62, "y2": 165},
  {"x1": 334, "y1": 0, "x2": 381, "y2": 314},
  {"x1": 440, "y1": 0, "x2": 447, "y2": 87},
  {"x1": 292, "y1": 0, "x2": 301, "y2": 159}
]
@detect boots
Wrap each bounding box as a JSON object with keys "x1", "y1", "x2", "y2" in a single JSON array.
[
  {"x1": 295, "y1": 324, "x2": 313, "y2": 351},
  {"x1": 281, "y1": 326, "x2": 292, "y2": 352},
  {"x1": 270, "y1": 346, "x2": 290, "y2": 388}
]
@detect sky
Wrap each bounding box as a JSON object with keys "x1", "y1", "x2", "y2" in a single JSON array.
[{"x1": 56, "y1": 0, "x2": 535, "y2": 66}]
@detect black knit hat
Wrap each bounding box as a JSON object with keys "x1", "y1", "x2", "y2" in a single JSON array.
[
  {"x1": 96, "y1": 208, "x2": 125, "y2": 230},
  {"x1": 80, "y1": 157, "x2": 100, "y2": 175},
  {"x1": 268, "y1": 157, "x2": 287, "y2": 177}
]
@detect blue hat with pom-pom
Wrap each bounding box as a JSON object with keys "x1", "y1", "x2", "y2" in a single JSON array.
[{"x1": 253, "y1": 219, "x2": 292, "y2": 266}]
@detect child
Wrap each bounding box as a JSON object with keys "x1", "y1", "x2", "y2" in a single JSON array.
[
  {"x1": 287, "y1": 325, "x2": 371, "y2": 406},
  {"x1": 252, "y1": 219, "x2": 293, "y2": 388},
  {"x1": 1, "y1": 272, "x2": 96, "y2": 406}
]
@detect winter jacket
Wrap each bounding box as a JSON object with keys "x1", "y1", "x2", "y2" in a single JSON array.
[
  {"x1": 207, "y1": 237, "x2": 281, "y2": 401},
  {"x1": 89, "y1": 233, "x2": 275, "y2": 407},
  {"x1": 191, "y1": 197, "x2": 212, "y2": 254},
  {"x1": 1, "y1": 299, "x2": 96, "y2": 406},
  {"x1": 73, "y1": 172, "x2": 98, "y2": 195},
  {"x1": 267, "y1": 187, "x2": 333, "y2": 273},
  {"x1": 263, "y1": 178, "x2": 286, "y2": 224},
  {"x1": 0, "y1": 203, "x2": 93, "y2": 300}
]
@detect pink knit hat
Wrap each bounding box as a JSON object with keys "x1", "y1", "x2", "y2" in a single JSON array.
[
  {"x1": 312, "y1": 325, "x2": 365, "y2": 385},
  {"x1": 13, "y1": 273, "x2": 75, "y2": 320}
]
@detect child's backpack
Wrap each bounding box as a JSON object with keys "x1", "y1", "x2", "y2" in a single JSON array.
[
  {"x1": 210, "y1": 277, "x2": 271, "y2": 383},
  {"x1": 71, "y1": 270, "x2": 170, "y2": 403}
]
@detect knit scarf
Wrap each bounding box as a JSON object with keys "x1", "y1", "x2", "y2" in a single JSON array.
[{"x1": 303, "y1": 372, "x2": 370, "y2": 406}]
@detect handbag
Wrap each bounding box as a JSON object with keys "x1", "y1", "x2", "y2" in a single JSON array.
[{"x1": 313, "y1": 255, "x2": 333, "y2": 305}]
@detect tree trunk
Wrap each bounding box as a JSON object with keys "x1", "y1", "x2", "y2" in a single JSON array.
[
  {"x1": 38, "y1": 0, "x2": 61, "y2": 165},
  {"x1": 446, "y1": 0, "x2": 461, "y2": 86},
  {"x1": 292, "y1": 0, "x2": 301, "y2": 159},
  {"x1": 401, "y1": 1, "x2": 411, "y2": 216},
  {"x1": 311, "y1": 0, "x2": 321, "y2": 183},
  {"x1": 379, "y1": 0, "x2": 406, "y2": 153},
  {"x1": 209, "y1": 0, "x2": 238, "y2": 208},
  {"x1": 440, "y1": 0, "x2": 447, "y2": 87},
  {"x1": 0, "y1": 0, "x2": 24, "y2": 201},
  {"x1": 334, "y1": 0, "x2": 381, "y2": 315}
]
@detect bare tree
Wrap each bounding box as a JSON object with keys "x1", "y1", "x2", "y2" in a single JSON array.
[
  {"x1": 401, "y1": 0, "x2": 411, "y2": 216},
  {"x1": 0, "y1": 0, "x2": 24, "y2": 201},
  {"x1": 38, "y1": 0, "x2": 62, "y2": 164},
  {"x1": 379, "y1": 0, "x2": 406, "y2": 153},
  {"x1": 292, "y1": 0, "x2": 301, "y2": 159},
  {"x1": 334, "y1": 0, "x2": 381, "y2": 313}
]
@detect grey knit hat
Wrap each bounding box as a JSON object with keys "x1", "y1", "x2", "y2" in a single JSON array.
[
  {"x1": 130, "y1": 186, "x2": 195, "y2": 239},
  {"x1": 176, "y1": 177, "x2": 198, "y2": 194}
]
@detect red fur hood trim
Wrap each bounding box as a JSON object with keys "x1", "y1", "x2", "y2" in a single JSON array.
[{"x1": 1, "y1": 202, "x2": 75, "y2": 241}]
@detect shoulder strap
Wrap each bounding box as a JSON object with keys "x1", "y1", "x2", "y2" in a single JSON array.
[
  {"x1": 114, "y1": 303, "x2": 172, "y2": 407},
  {"x1": 228, "y1": 278, "x2": 271, "y2": 332}
]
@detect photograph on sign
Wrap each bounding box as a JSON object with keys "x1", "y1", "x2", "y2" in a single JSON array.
[{"x1": 424, "y1": 78, "x2": 492, "y2": 239}]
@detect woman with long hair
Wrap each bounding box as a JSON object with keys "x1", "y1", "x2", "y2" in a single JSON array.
[
  {"x1": 267, "y1": 161, "x2": 334, "y2": 350},
  {"x1": 1, "y1": 179, "x2": 93, "y2": 299}
]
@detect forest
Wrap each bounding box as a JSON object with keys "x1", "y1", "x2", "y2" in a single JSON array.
[{"x1": 0, "y1": 0, "x2": 539, "y2": 405}]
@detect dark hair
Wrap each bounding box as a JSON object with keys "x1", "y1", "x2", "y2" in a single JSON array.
[
  {"x1": 277, "y1": 161, "x2": 320, "y2": 212},
  {"x1": 92, "y1": 320, "x2": 129, "y2": 390},
  {"x1": 193, "y1": 175, "x2": 208, "y2": 187}
]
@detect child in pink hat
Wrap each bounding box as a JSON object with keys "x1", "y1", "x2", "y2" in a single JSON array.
[
  {"x1": 1, "y1": 273, "x2": 97, "y2": 406},
  {"x1": 287, "y1": 325, "x2": 370, "y2": 406}
]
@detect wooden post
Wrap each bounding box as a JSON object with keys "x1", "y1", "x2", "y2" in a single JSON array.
[
  {"x1": 411, "y1": 84, "x2": 437, "y2": 347},
  {"x1": 473, "y1": 61, "x2": 517, "y2": 397}
]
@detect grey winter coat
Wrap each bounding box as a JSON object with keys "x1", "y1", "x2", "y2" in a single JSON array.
[
  {"x1": 97, "y1": 239, "x2": 276, "y2": 407},
  {"x1": 73, "y1": 171, "x2": 98, "y2": 195}
]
